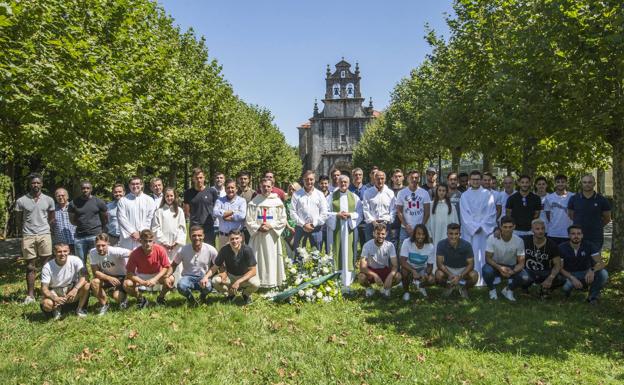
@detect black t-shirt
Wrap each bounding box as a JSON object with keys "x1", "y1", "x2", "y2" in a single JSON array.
[
  {"x1": 522, "y1": 236, "x2": 560, "y2": 272},
  {"x1": 214, "y1": 244, "x2": 257, "y2": 276},
  {"x1": 183, "y1": 187, "x2": 218, "y2": 227},
  {"x1": 505, "y1": 192, "x2": 542, "y2": 231},
  {"x1": 436, "y1": 238, "x2": 473, "y2": 268},
  {"x1": 68, "y1": 196, "x2": 107, "y2": 237},
  {"x1": 559, "y1": 240, "x2": 599, "y2": 272}
]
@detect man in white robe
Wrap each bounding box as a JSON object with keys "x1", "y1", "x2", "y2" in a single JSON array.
[
  {"x1": 246, "y1": 178, "x2": 287, "y2": 288},
  {"x1": 117, "y1": 177, "x2": 156, "y2": 251},
  {"x1": 326, "y1": 175, "x2": 363, "y2": 290},
  {"x1": 459, "y1": 170, "x2": 497, "y2": 286}
]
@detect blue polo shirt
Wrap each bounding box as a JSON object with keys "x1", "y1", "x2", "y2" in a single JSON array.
[
  {"x1": 567, "y1": 192, "x2": 610, "y2": 242},
  {"x1": 558, "y1": 240, "x2": 599, "y2": 272}
]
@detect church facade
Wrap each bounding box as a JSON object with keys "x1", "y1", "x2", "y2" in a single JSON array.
[{"x1": 298, "y1": 59, "x2": 378, "y2": 177}]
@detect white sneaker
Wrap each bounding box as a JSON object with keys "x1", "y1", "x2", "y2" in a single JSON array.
[
  {"x1": 22, "y1": 296, "x2": 36, "y2": 305},
  {"x1": 418, "y1": 288, "x2": 428, "y2": 297},
  {"x1": 365, "y1": 287, "x2": 375, "y2": 298},
  {"x1": 488, "y1": 289, "x2": 498, "y2": 300},
  {"x1": 52, "y1": 308, "x2": 62, "y2": 321},
  {"x1": 381, "y1": 288, "x2": 391, "y2": 298},
  {"x1": 402, "y1": 292, "x2": 411, "y2": 301},
  {"x1": 458, "y1": 286, "x2": 469, "y2": 299},
  {"x1": 501, "y1": 287, "x2": 516, "y2": 302}
]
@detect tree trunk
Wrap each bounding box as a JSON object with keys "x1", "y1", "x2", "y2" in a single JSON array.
[
  {"x1": 451, "y1": 147, "x2": 461, "y2": 174},
  {"x1": 482, "y1": 152, "x2": 491, "y2": 173},
  {"x1": 596, "y1": 168, "x2": 605, "y2": 194},
  {"x1": 607, "y1": 136, "x2": 624, "y2": 271},
  {"x1": 521, "y1": 137, "x2": 538, "y2": 177},
  {"x1": 168, "y1": 163, "x2": 178, "y2": 188}
]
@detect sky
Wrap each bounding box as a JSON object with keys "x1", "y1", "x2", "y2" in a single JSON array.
[{"x1": 157, "y1": 0, "x2": 454, "y2": 146}]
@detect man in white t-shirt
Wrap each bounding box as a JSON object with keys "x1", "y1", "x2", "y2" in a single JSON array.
[
  {"x1": 40, "y1": 243, "x2": 90, "y2": 320},
  {"x1": 362, "y1": 171, "x2": 396, "y2": 242},
  {"x1": 399, "y1": 224, "x2": 435, "y2": 300},
  {"x1": 357, "y1": 224, "x2": 402, "y2": 298},
  {"x1": 89, "y1": 233, "x2": 131, "y2": 315},
  {"x1": 172, "y1": 226, "x2": 218, "y2": 306},
  {"x1": 483, "y1": 216, "x2": 528, "y2": 301},
  {"x1": 544, "y1": 174, "x2": 574, "y2": 244},
  {"x1": 396, "y1": 170, "x2": 431, "y2": 245}
]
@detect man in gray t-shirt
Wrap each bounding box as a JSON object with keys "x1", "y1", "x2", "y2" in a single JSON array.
[
  {"x1": 15, "y1": 173, "x2": 55, "y2": 304},
  {"x1": 171, "y1": 226, "x2": 218, "y2": 305},
  {"x1": 435, "y1": 223, "x2": 478, "y2": 298}
]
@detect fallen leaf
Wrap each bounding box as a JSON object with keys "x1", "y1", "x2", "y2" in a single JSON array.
[
  {"x1": 128, "y1": 330, "x2": 138, "y2": 339},
  {"x1": 417, "y1": 353, "x2": 426, "y2": 363},
  {"x1": 393, "y1": 371, "x2": 403, "y2": 379},
  {"x1": 230, "y1": 338, "x2": 245, "y2": 347},
  {"x1": 289, "y1": 370, "x2": 298, "y2": 378},
  {"x1": 277, "y1": 367, "x2": 286, "y2": 377},
  {"x1": 127, "y1": 344, "x2": 137, "y2": 350},
  {"x1": 327, "y1": 334, "x2": 338, "y2": 343},
  {"x1": 171, "y1": 322, "x2": 179, "y2": 331}
]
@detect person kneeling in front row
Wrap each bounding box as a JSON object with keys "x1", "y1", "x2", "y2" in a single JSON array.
[
  {"x1": 435, "y1": 223, "x2": 478, "y2": 299},
  {"x1": 40, "y1": 243, "x2": 90, "y2": 320},
  {"x1": 205, "y1": 230, "x2": 259, "y2": 305},
  {"x1": 358, "y1": 223, "x2": 402, "y2": 298},
  {"x1": 123, "y1": 229, "x2": 174, "y2": 309},
  {"x1": 171, "y1": 226, "x2": 218, "y2": 306},
  {"x1": 559, "y1": 225, "x2": 608, "y2": 305}
]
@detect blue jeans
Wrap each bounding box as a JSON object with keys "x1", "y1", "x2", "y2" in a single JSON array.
[
  {"x1": 294, "y1": 225, "x2": 323, "y2": 253},
  {"x1": 74, "y1": 235, "x2": 96, "y2": 263},
  {"x1": 563, "y1": 269, "x2": 608, "y2": 300},
  {"x1": 482, "y1": 263, "x2": 529, "y2": 290},
  {"x1": 177, "y1": 275, "x2": 211, "y2": 300}
]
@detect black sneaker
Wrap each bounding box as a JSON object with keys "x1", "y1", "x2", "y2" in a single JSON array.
[
  {"x1": 587, "y1": 297, "x2": 599, "y2": 305},
  {"x1": 226, "y1": 294, "x2": 236, "y2": 303},
  {"x1": 137, "y1": 297, "x2": 149, "y2": 309},
  {"x1": 539, "y1": 287, "x2": 551, "y2": 299},
  {"x1": 242, "y1": 294, "x2": 253, "y2": 305},
  {"x1": 199, "y1": 292, "x2": 208, "y2": 303},
  {"x1": 155, "y1": 296, "x2": 166, "y2": 306}
]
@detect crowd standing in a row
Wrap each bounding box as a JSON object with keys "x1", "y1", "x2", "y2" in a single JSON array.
[{"x1": 14, "y1": 166, "x2": 610, "y2": 319}]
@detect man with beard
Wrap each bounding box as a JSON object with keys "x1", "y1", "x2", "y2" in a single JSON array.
[{"x1": 521, "y1": 219, "x2": 563, "y2": 297}]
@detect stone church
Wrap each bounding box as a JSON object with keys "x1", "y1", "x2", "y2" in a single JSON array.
[{"x1": 298, "y1": 59, "x2": 379, "y2": 177}]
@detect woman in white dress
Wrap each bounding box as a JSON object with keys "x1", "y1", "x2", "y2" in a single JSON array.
[
  {"x1": 427, "y1": 183, "x2": 459, "y2": 254},
  {"x1": 151, "y1": 187, "x2": 187, "y2": 282}
]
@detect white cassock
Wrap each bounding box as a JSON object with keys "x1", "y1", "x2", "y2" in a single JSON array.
[
  {"x1": 459, "y1": 187, "x2": 497, "y2": 286},
  {"x1": 117, "y1": 192, "x2": 156, "y2": 251},
  {"x1": 246, "y1": 193, "x2": 287, "y2": 288},
  {"x1": 151, "y1": 205, "x2": 187, "y2": 282},
  {"x1": 326, "y1": 191, "x2": 363, "y2": 287}
]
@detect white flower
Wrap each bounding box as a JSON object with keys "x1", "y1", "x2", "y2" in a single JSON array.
[
  {"x1": 316, "y1": 292, "x2": 323, "y2": 299},
  {"x1": 321, "y1": 267, "x2": 330, "y2": 274},
  {"x1": 305, "y1": 288, "x2": 314, "y2": 297},
  {"x1": 294, "y1": 277, "x2": 303, "y2": 286},
  {"x1": 298, "y1": 290, "x2": 305, "y2": 297},
  {"x1": 213, "y1": 276, "x2": 222, "y2": 284},
  {"x1": 305, "y1": 296, "x2": 311, "y2": 302},
  {"x1": 289, "y1": 267, "x2": 297, "y2": 275},
  {"x1": 311, "y1": 272, "x2": 318, "y2": 278},
  {"x1": 323, "y1": 296, "x2": 332, "y2": 303}
]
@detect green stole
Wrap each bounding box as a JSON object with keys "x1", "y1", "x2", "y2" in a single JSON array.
[{"x1": 331, "y1": 190, "x2": 356, "y2": 270}]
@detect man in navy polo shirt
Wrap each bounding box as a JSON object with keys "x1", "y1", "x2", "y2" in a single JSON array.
[
  {"x1": 558, "y1": 225, "x2": 608, "y2": 304},
  {"x1": 567, "y1": 174, "x2": 611, "y2": 249}
]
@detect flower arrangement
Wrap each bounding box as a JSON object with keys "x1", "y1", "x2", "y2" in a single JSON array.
[{"x1": 279, "y1": 248, "x2": 342, "y2": 304}]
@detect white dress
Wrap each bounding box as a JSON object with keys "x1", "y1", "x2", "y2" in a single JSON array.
[
  {"x1": 427, "y1": 201, "x2": 459, "y2": 256},
  {"x1": 151, "y1": 204, "x2": 186, "y2": 282},
  {"x1": 117, "y1": 192, "x2": 156, "y2": 250}
]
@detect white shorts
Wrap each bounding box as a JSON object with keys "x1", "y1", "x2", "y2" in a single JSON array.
[
  {"x1": 136, "y1": 273, "x2": 162, "y2": 292},
  {"x1": 446, "y1": 267, "x2": 465, "y2": 276}
]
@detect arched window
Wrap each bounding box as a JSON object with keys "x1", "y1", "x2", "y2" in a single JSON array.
[
  {"x1": 332, "y1": 83, "x2": 340, "y2": 99},
  {"x1": 346, "y1": 83, "x2": 354, "y2": 98}
]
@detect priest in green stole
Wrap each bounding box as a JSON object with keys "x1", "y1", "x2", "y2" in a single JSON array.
[{"x1": 326, "y1": 175, "x2": 363, "y2": 291}]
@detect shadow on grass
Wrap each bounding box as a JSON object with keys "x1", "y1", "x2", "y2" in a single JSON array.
[{"x1": 359, "y1": 273, "x2": 624, "y2": 359}]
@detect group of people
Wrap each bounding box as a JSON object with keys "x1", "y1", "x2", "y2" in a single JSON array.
[{"x1": 14, "y1": 165, "x2": 611, "y2": 319}]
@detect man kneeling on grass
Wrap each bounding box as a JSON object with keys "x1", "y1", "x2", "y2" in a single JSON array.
[
  {"x1": 89, "y1": 233, "x2": 131, "y2": 315},
  {"x1": 435, "y1": 223, "x2": 478, "y2": 299},
  {"x1": 40, "y1": 243, "x2": 90, "y2": 320},
  {"x1": 205, "y1": 230, "x2": 259, "y2": 305},
  {"x1": 483, "y1": 216, "x2": 527, "y2": 302},
  {"x1": 171, "y1": 226, "x2": 218, "y2": 306},
  {"x1": 123, "y1": 229, "x2": 174, "y2": 309},
  {"x1": 358, "y1": 223, "x2": 402, "y2": 298}
]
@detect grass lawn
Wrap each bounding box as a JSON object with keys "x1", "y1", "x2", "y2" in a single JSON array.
[{"x1": 1, "y1": 260, "x2": 623, "y2": 385}]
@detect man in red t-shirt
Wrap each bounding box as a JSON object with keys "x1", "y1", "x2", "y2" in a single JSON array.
[{"x1": 123, "y1": 229, "x2": 174, "y2": 308}]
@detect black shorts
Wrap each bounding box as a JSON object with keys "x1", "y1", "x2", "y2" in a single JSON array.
[{"x1": 101, "y1": 275, "x2": 126, "y2": 292}]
